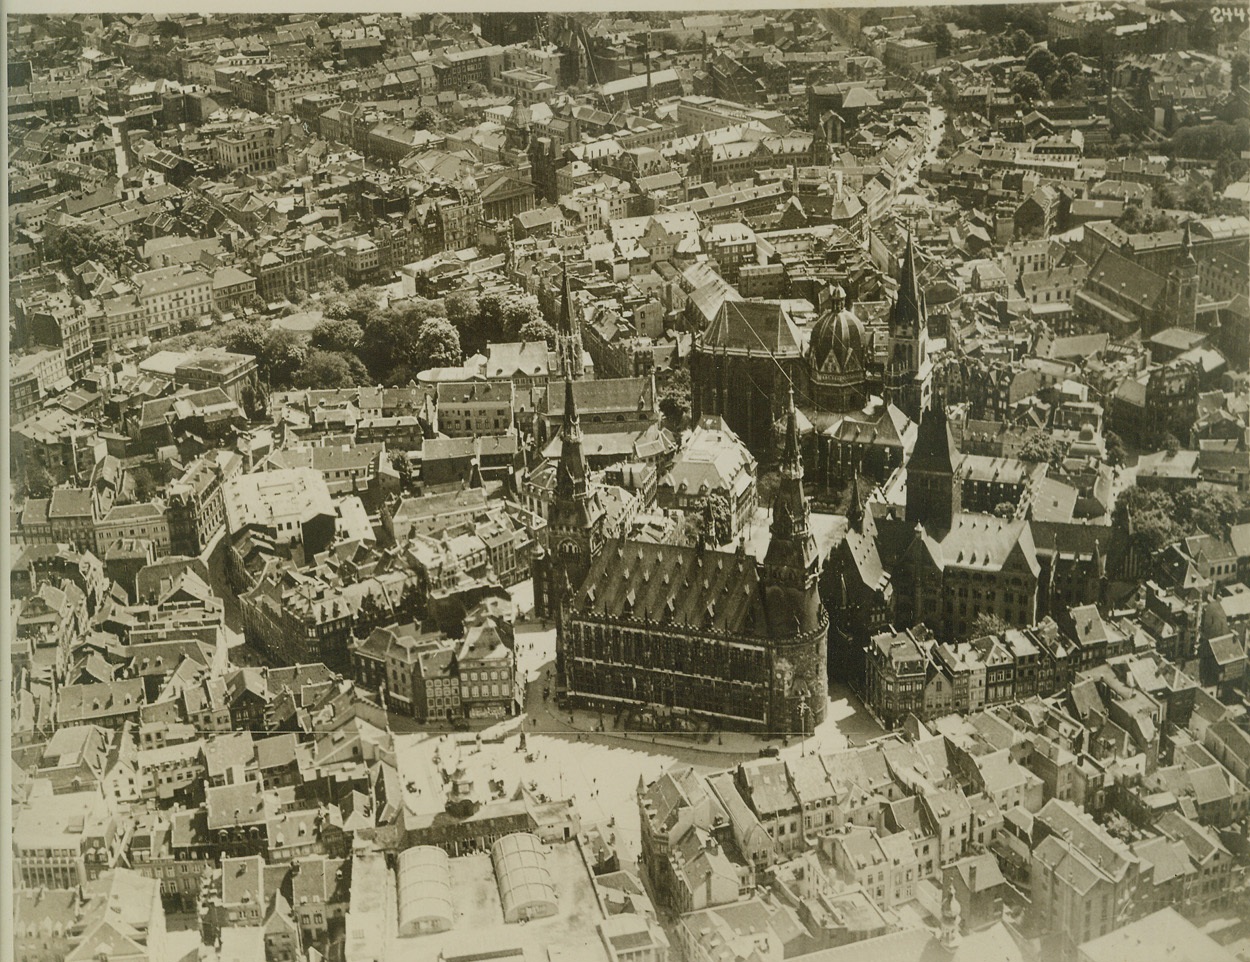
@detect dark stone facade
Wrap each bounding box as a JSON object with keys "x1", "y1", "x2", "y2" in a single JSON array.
[{"x1": 554, "y1": 392, "x2": 829, "y2": 734}]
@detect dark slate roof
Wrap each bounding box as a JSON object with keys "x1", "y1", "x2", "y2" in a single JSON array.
[
  {"x1": 573, "y1": 540, "x2": 764, "y2": 635},
  {"x1": 909, "y1": 400, "x2": 959, "y2": 475},
  {"x1": 541, "y1": 377, "x2": 654, "y2": 417},
  {"x1": 1086, "y1": 248, "x2": 1166, "y2": 311},
  {"x1": 700, "y1": 300, "x2": 803, "y2": 357}
]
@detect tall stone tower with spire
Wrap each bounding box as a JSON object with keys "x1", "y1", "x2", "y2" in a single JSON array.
[
  {"x1": 811, "y1": 109, "x2": 831, "y2": 166},
  {"x1": 886, "y1": 232, "x2": 933, "y2": 422},
  {"x1": 1164, "y1": 220, "x2": 1199, "y2": 335},
  {"x1": 906, "y1": 391, "x2": 962, "y2": 534},
  {"x1": 533, "y1": 376, "x2": 605, "y2": 621},
  {"x1": 760, "y1": 388, "x2": 829, "y2": 734}
]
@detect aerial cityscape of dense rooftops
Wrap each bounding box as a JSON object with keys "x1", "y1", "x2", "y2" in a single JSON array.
[{"x1": 7, "y1": 6, "x2": 1250, "y2": 962}]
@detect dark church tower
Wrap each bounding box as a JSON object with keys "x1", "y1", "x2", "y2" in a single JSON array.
[
  {"x1": 811, "y1": 109, "x2": 831, "y2": 166},
  {"x1": 1164, "y1": 220, "x2": 1199, "y2": 335},
  {"x1": 906, "y1": 392, "x2": 962, "y2": 533},
  {"x1": 534, "y1": 377, "x2": 604, "y2": 623},
  {"x1": 763, "y1": 389, "x2": 821, "y2": 608},
  {"x1": 760, "y1": 389, "x2": 828, "y2": 734},
  {"x1": 886, "y1": 232, "x2": 932, "y2": 422}
]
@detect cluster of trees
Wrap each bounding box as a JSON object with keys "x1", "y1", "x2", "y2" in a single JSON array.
[
  {"x1": 1117, "y1": 206, "x2": 1179, "y2": 234},
  {"x1": 969, "y1": 2, "x2": 1053, "y2": 60},
  {"x1": 313, "y1": 297, "x2": 459, "y2": 387},
  {"x1": 1164, "y1": 120, "x2": 1250, "y2": 193},
  {"x1": 699, "y1": 494, "x2": 733, "y2": 547},
  {"x1": 13, "y1": 459, "x2": 55, "y2": 501},
  {"x1": 412, "y1": 106, "x2": 440, "y2": 131},
  {"x1": 969, "y1": 612, "x2": 1012, "y2": 639},
  {"x1": 658, "y1": 368, "x2": 692, "y2": 426},
  {"x1": 279, "y1": 284, "x2": 558, "y2": 389},
  {"x1": 959, "y1": 5, "x2": 1049, "y2": 40},
  {"x1": 679, "y1": 493, "x2": 733, "y2": 549},
  {"x1": 171, "y1": 275, "x2": 570, "y2": 391},
  {"x1": 1017, "y1": 429, "x2": 1128, "y2": 469},
  {"x1": 917, "y1": 20, "x2": 953, "y2": 60},
  {"x1": 436, "y1": 289, "x2": 553, "y2": 356},
  {"x1": 353, "y1": 581, "x2": 425, "y2": 639},
  {"x1": 1153, "y1": 180, "x2": 1220, "y2": 216},
  {"x1": 1233, "y1": 53, "x2": 1249, "y2": 91},
  {"x1": 219, "y1": 323, "x2": 336, "y2": 389},
  {"x1": 1117, "y1": 485, "x2": 1247, "y2": 558},
  {"x1": 46, "y1": 223, "x2": 134, "y2": 275},
  {"x1": 1012, "y1": 48, "x2": 1084, "y2": 104},
  {"x1": 1010, "y1": 429, "x2": 1127, "y2": 470},
  {"x1": 1017, "y1": 433, "x2": 1069, "y2": 467},
  {"x1": 12, "y1": 453, "x2": 174, "y2": 504},
  {"x1": 1105, "y1": 431, "x2": 1128, "y2": 467},
  {"x1": 1166, "y1": 119, "x2": 1250, "y2": 162},
  {"x1": 128, "y1": 460, "x2": 175, "y2": 503},
  {"x1": 1188, "y1": 8, "x2": 1245, "y2": 54},
  {"x1": 981, "y1": 28, "x2": 1039, "y2": 60}
]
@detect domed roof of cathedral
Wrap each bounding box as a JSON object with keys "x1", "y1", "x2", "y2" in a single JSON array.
[{"x1": 809, "y1": 304, "x2": 867, "y2": 377}]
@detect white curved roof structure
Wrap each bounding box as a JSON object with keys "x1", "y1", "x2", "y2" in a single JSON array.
[
  {"x1": 397, "y1": 845, "x2": 454, "y2": 936},
  {"x1": 490, "y1": 833, "x2": 557, "y2": 923}
]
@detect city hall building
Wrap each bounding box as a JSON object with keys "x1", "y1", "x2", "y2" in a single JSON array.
[{"x1": 539, "y1": 376, "x2": 829, "y2": 734}]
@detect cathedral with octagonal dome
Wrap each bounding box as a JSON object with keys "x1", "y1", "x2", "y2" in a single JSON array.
[
  {"x1": 691, "y1": 233, "x2": 935, "y2": 492},
  {"x1": 807, "y1": 284, "x2": 872, "y2": 414}
]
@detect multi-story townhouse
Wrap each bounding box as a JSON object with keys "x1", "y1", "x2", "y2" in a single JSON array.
[
  {"x1": 734, "y1": 760, "x2": 805, "y2": 856},
  {"x1": 173, "y1": 350, "x2": 258, "y2": 405},
  {"x1": 94, "y1": 502, "x2": 172, "y2": 558},
  {"x1": 239, "y1": 567, "x2": 355, "y2": 674},
  {"x1": 1031, "y1": 798, "x2": 1148, "y2": 957},
  {"x1": 127, "y1": 812, "x2": 210, "y2": 913},
  {"x1": 13, "y1": 784, "x2": 120, "y2": 888},
  {"x1": 166, "y1": 452, "x2": 241, "y2": 556},
  {"x1": 352, "y1": 621, "x2": 449, "y2": 722},
  {"x1": 213, "y1": 122, "x2": 280, "y2": 174},
  {"x1": 435, "y1": 380, "x2": 515, "y2": 438},
  {"x1": 11, "y1": 349, "x2": 70, "y2": 423},
  {"x1": 132, "y1": 267, "x2": 214, "y2": 340},
  {"x1": 455, "y1": 619, "x2": 518, "y2": 721}
]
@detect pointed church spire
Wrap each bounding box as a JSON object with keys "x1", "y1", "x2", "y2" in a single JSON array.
[
  {"x1": 905, "y1": 389, "x2": 961, "y2": 532},
  {"x1": 909, "y1": 388, "x2": 958, "y2": 475},
  {"x1": 562, "y1": 375, "x2": 580, "y2": 440},
  {"x1": 886, "y1": 230, "x2": 931, "y2": 423},
  {"x1": 559, "y1": 258, "x2": 574, "y2": 335},
  {"x1": 893, "y1": 230, "x2": 923, "y2": 334},
  {"x1": 556, "y1": 258, "x2": 584, "y2": 379},
  {"x1": 847, "y1": 471, "x2": 864, "y2": 532},
  {"x1": 554, "y1": 377, "x2": 589, "y2": 504},
  {"x1": 768, "y1": 386, "x2": 813, "y2": 554},
  {"x1": 779, "y1": 385, "x2": 803, "y2": 483},
  {"x1": 1182, "y1": 219, "x2": 1196, "y2": 265},
  {"x1": 763, "y1": 384, "x2": 822, "y2": 640}
]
